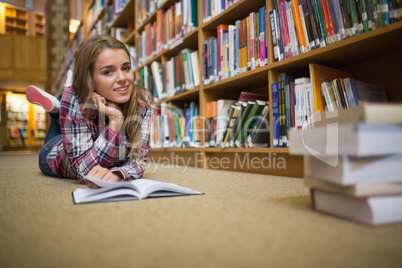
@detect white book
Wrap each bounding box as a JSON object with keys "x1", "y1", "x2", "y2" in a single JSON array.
[
  {"x1": 304, "y1": 83, "x2": 314, "y2": 128},
  {"x1": 304, "y1": 177, "x2": 402, "y2": 197},
  {"x1": 150, "y1": 61, "x2": 164, "y2": 99},
  {"x1": 190, "y1": 50, "x2": 200, "y2": 87},
  {"x1": 289, "y1": 123, "x2": 402, "y2": 156},
  {"x1": 216, "y1": 99, "x2": 236, "y2": 145},
  {"x1": 311, "y1": 189, "x2": 402, "y2": 226},
  {"x1": 294, "y1": 77, "x2": 310, "y2": 128},
  {"x1": 228, "y1": 25, "x2": 235, "y2": 77},
  {"x1": 167, "y1": 59, "x2": 175, "y2": 97},
  {"x1": 304, "y1": 154, "x2": 402, "y2": 185},
  {"x1": 72, "y1": 176, "x2": 203, "y2": 204}
]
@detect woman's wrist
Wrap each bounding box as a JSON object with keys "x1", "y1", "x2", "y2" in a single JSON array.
[{"x1": 108, "y1": 115, "x2": 124, "y2": 133}]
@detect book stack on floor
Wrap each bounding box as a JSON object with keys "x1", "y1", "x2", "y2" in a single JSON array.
[{"x1": 289, "y1": 103, "x2": 402, "y2": 226}]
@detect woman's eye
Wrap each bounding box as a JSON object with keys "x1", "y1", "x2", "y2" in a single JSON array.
[
  {"x1": 123, "y1": 66, "x2": 131, "y2": 71},
  {"x1": 103, "y1": 70, "x2": 112, "y2": 75}
]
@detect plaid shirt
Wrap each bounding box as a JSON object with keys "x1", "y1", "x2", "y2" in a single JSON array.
[{"x1": 46, "y1": 86, "x2": 153, "y2": 183}]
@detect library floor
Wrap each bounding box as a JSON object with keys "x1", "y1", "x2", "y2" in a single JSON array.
[{"x1": 1, "y1": 151, "x2": 401, "y2": 268}]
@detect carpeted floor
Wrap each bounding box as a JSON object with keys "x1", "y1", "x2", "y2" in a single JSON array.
[{"x1": 0, "y1": 152, "x2": 402, "y2": 268}]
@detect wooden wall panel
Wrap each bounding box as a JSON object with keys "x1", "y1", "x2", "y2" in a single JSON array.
[{"x1": 0, "y1": 34, "x2": 46, "y2": 82}]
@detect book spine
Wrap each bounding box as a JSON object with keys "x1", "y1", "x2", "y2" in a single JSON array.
[
  {"x1": 274, "y1": 0, "x2": 286, "y2": 60},
  {"x1": 272, "y1": 82, "x2": 280, "y2": 147},
  {"x1": 338, "y1": 0, "x2": 352, "y2": 37},
  {"x1": 299, "y1": 0, "x2": 315, "y2": 50},
  {"x1": 320, "y1": 0, "x2": 336, "y2": 43},
  {"x1": 270, "y1": 10, "x2": 281, "y2": 62},
  {"x1": 279, "y1": 0, "x2": 292, "y2": 58},
  {"x1": 235, "y1": 20, "x2": 240, "y2": 75},
  {"x1": 313, "y1": 0, "x2": 329, "y2": 46},
  {"x1": 291, "y1": 0, "x2": 307, "y2": 53},
  {"x1": 304, "y1": 83, "x2": 315, "y2": 128},
  {"x1": 306, "y1": 0, "x2": 322, "y2": 47}
]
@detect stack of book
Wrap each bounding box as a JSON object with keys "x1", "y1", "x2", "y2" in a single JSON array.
[{"x1": 289, "y1": 103, "x2": 402, "y2": 226}]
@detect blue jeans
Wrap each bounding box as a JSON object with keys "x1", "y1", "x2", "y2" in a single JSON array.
[{"x1": 38, "y1": 95, "x2": 63, "y2": 177}]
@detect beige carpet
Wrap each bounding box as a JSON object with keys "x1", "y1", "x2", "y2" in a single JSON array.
[{"x1": 0, "y1": 152, "x2": 401, "y2": 268}]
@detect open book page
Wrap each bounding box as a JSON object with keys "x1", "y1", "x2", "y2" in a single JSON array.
[
  {"x1": 132, "y1": 179, "x2": 203, "y2": 198},
  {"x1": 72, "y1": 176, "x2": 203, "y2": 204},
  {"x1": 73, "y1": 188, "x2": 142, "y2": 204}
]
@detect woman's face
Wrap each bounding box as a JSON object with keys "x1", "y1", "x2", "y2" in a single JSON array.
[{"x1": 92, "y1": 47, "x2": 134, "y2": 104}]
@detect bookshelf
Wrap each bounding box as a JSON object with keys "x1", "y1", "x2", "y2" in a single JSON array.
[
  {"x1": 29, "y1": 11, "x2": 45, "y2": 37},
  {"x1": 50, "y1": 0, "x2": 402, "y2": 177},
  {"x1": 0, "y1": 3, "x2": 29, "y2": 36},
  {"x1": 0, "y1": 3, "x2": 46, "y2": 37}
]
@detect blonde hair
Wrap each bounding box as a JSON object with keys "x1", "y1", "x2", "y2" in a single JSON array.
[{"x1": 73, "y1": 34, "x2": 152, "y2": 150}]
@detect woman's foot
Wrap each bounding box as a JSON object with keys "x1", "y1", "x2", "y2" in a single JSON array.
[{"x1": 26, "y1": 86, "x2": 60, "y2": 112}]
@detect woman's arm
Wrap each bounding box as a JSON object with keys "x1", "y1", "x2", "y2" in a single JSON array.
[
  {"x1": 60, "y1": 87, "x2": 126, "y2": 182},
  {"x1": 109, "y1": 102, "x2": 154, "y2": 180}
]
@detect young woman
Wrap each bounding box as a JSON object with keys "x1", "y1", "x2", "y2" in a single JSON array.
[{"x1": 26, "y1": 34, "x2": 153, "y2": 188}]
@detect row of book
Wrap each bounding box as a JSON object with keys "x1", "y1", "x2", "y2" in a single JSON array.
[
  {"x1": 136, "y1": 0, "x2": 197, "y2": 66},
  {"x1": 137, "y1": 0, "x2": 197, "y2": 29},
  {"x1": 202, "y1": 0, "x2": 241, "y2": 23},
  {"x1": 137, "y1": 0, "x2": 164, "y2": 25},
  {"x1": 202, "y1": 6, "x2": 268, "y2": 85},
  {"x1": 149, "y1": 49, "x2": 200, "y2": 102},
  {"x1": 149, "y1": 91, "x2": 272, "y2": 149},
  {"x1": 151, "y1": 101, "x2": 201, "y2": 148},
  {"x1": 87, "y1": 0, "x2": 130, "y2": 38},
  {"x1": 204, "y1": 92, "x2": 270, "y2": 148},
  {"x1": 269, "y1": 0, "x2": 402, "y2": 61},
  {"x1": 289, "y1": 103, "x2": 402, "y2": 226},
  {"x1": 272, "y1": 63, "x2": 387, "y2": 148}
]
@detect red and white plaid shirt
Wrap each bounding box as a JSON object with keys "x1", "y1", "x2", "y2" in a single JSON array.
[{"x1": 45, "y1": 86, "x2": 153, "y2": 183}]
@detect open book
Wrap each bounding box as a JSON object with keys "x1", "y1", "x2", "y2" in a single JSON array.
[{"x1": 72, "y1": 176, "x2": 203, "y2": 204}]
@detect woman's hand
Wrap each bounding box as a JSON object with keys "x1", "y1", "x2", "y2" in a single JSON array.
[
  {"x1": 86, "y1": 165, "x2": 122, "y2": 189},
  {"x1": 92, "y1": 92, "x2": 124, "y2": 132}
]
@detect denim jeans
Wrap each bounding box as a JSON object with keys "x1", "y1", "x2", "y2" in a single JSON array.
[
  {"x1": 38, "y1": 94, "x2": 63, "y2": 177},
  {"x1": 39, "y1": 134, "x2": 62, "y2": 177}
]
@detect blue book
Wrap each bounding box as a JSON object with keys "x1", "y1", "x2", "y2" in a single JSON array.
[
  {"x1": 212, "y1": 37, "x2": 218, "y2": 82},
  {"x1": 272, "y1": 82, "x2": 280, "y2": 148}
]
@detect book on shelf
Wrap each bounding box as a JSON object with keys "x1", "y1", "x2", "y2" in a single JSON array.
[
  {"x1": 289, "y1": 123, "x2": 402, "y2": 156},
  {"x1": 245, "y1": 104, "x2": 270, "y2": 148},
  {"x1": 310, "y1": 188, "x2": 402, "y2": 226},
  {"x1": 190, "y1": 50, "x2": 200, "y2": 88},
  {"x1": 304, "y1": 176, "x2": 402, "y2": 197},
  {"x1": 216, "y1": 99, "x2": 236, "y2": 146},
  {"x1": 312, "y1": 102, "x2": 402, "y2": 127},
  {"x1": 205, "y1": 100, "x2": 218, "y2": 147},
  {"x1": 304, "y1": 153, "x2": 402, "y2": 185},
  {"x1": 278, "y1": 73, "x2": 295, "y2": 147},
  {"x1": 294, "y1": 77, "x2": 310, "y2": 129},
  {"x1": 221, "y1": 103, "x2": 242, "y2": 148},
  {"x1": 235, "y1": 100, "x2": 268, "y2": 147},
  {"x1": 238, "y1": 91, "x2": 268, "y2": 102},
  {"x1": 343, "y1": 78, "x2": 387, "y2": 107},
  {"x1": 272, "y1": 82, "x2": 280, "y2": 147},
  {"x1": 150, "y1": 61, "x2": 164, "y2": 100},
  {"x1": 309, "y1": 63, "x2": 354, "y2": 113},
  {"x1": 72, "y1": 175, "x2": 203, "y2": 204}
]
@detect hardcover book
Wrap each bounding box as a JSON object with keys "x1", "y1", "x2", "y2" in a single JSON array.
[
  {"x1": 289, "y1": 123, "x2": 402, "y2": 156},
  {"x1": 304, "y1": 154, "x2": 402, "y2": 185},
  {"x1": 311, "y1": 188, "x2": 402, "y2": 226}
]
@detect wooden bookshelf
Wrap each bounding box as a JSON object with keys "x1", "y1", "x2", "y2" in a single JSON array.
[
  {"x1": 0, "y1": 3, "x2": 46, "y2": 37},
  {"x1": 50, "y1": 0, "x2": 402, "y2": 178},
  {"x1": 0, "y1": 3, "x2": 29, "y2": 36},
  {"x1": 29, "y1": 11, "x2": 45, "y2": 37}
]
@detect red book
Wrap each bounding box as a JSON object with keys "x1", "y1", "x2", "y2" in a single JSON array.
[{"x1": 238, "y1": 91, "x2": 268, "y2": 102}]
